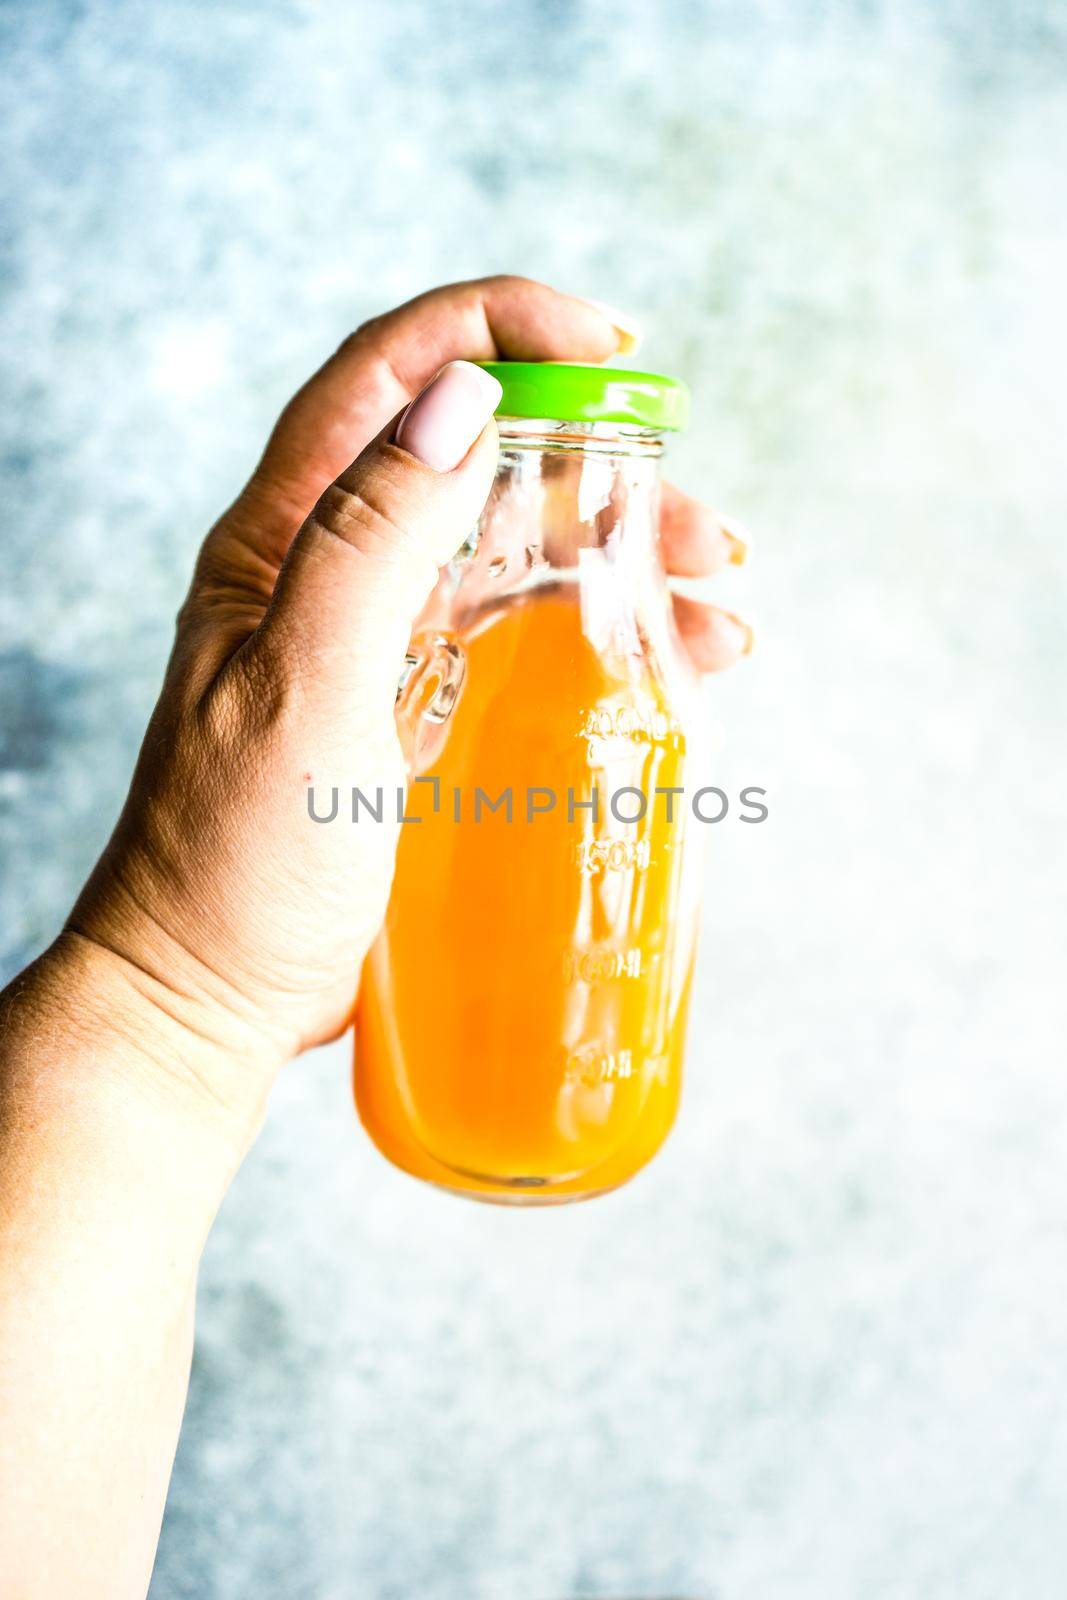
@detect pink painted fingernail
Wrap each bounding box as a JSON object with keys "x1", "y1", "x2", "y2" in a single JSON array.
[{"x1": 394, "y1": 361, "x2": 503, "y2": 472}]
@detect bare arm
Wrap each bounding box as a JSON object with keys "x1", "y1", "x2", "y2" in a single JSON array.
[
  {"x1": 0, "y1": 938, "x2": 272, "y2": 1596},
  {"x1": 0, "y1": 277, "x2": 751, "y2": 1598}
]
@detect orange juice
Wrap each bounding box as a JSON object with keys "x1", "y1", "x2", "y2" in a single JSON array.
[{"x1": 355, "y1": 584, "x2": 699, "y2": 1203}]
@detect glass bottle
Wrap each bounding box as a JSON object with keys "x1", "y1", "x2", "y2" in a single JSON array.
[{"x1": 355, "y1": 362, "x2": 702, "y2": 1204}]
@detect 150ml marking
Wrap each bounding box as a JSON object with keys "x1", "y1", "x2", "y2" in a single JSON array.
[{"x1": 573, "y1": 837, "x2": 652, "y2": 874}]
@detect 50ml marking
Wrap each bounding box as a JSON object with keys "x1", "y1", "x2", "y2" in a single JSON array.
[{"x1": 564, "y1": 1047, "x2": 635, "y2": 1088}]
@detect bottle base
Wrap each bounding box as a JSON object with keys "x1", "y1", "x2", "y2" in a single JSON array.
[
  {"x1": 356, "y1": 1084, "x2": 679, "y2": 1206},
  {"x1": 424, "y1": 1176, "x2": 625, "y2": 1207}
]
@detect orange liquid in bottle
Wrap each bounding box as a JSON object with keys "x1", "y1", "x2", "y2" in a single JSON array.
[{"x1": 355, "y1": 586, "x2": 698, "y2": 1203}]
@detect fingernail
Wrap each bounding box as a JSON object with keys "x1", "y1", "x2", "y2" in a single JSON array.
[
  {"x1": 726, "y1": 611, "x2": 757, "y2": 656},
  {"x1": 578, "y1": 296, "x2": 644, "y2": 356},
  {"x1": 394, "y1": 360, "x2": 503, "y2": 472},
  {"x1": 719, "y1": 513, "x2": 752, "y2": 567}
]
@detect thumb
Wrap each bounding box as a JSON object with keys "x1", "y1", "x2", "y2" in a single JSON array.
[{"x1": 256, "y1": 360, "x2": 502, "y2": 709}]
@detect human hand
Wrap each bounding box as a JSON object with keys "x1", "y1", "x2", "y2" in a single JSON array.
[
  {"x1": 60, "y1": 276, "x2": 753, "y2": 1130},
  {"x1": 2, "y1": 284, "x2": 755, "y2": 1593}
]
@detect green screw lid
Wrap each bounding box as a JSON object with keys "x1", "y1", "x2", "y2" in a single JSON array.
[{"x1": 478, "y1": 361, "x2": 689, "y2": 432}]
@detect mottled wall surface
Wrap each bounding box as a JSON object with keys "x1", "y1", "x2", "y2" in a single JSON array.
[{"x1": 2, "y1": 2, "x2": 1066, "y2": 1596}]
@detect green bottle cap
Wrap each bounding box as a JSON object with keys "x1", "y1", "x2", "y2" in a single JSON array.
[{"x1": 478, "y1": 361, "x2": 690, "y2": 432}]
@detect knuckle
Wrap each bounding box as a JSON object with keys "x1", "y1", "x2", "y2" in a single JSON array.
[
  {"x1": 312, "y1": 478, "x2": 413, "y2": 564},
  {"x1": 483, "y1": 271, "x2": 528, "y2": 292},
  {"x1": 337, "y1": 318, "x2": 380, "y2": 359}
]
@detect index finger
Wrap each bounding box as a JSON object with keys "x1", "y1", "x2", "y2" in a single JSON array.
[{"x1": 243, "y1": 276, "x2": 631, "y2": 549}]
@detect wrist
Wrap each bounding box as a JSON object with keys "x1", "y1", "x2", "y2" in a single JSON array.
[{"x1": 3, "y1": 932, "x2": 283, "y2": 1178}]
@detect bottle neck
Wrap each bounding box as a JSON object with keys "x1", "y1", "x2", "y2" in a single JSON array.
[
  {"x1": 408, "y1": 416, "x2": 690, "y2": 709},
  {"x1": 482, "y1": 419, "x2": 665, "y2": 582},
  {"x1": 496, "y1": 417, "x2": 666, "y2": 461},
  {"x1": 433, "y1": 417, "x2": 670, "y2": 674}
]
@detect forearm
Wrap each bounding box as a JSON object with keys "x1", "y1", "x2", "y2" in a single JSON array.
[{"x1": 0, "y1": 936, "x2": 272, "y2": 1600}]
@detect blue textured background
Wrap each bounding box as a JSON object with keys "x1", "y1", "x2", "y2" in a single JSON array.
[{"x1": 2, "y1": 3, "x2": 1067, "y2": 1596}]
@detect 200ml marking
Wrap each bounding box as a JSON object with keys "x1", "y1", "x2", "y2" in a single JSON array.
[{"x1": 579, "y1": 705, "x2": 685, "y2": 748}]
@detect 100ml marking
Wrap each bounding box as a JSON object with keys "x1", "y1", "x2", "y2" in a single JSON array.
[
  {"x1": 563, "y1": 947, "x2": 644, "y2": 984},
  {"x1": 564, "y1": 1047, "x2": 635, "y2": 1088}
]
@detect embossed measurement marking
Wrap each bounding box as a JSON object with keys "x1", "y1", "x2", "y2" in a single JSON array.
[
  {"x1": 563, "y1": 1047, "x2": 635, "y2": 1088},
  {"x1": 573, "y1": 836, "x2": 653, "y2": 874},
  {"x1": 579, "y1": 704, "x2": 685, "y2": 747},
  {"x1": 563, "y1": 947, "x2": 644, "y2": 984}
]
